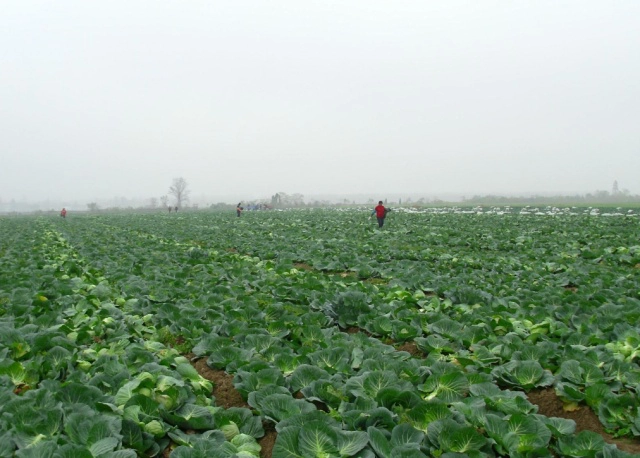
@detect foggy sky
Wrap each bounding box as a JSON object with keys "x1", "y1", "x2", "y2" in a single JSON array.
[{"x1": 2, "y1": 1, "x2": 639, "y2": 206}]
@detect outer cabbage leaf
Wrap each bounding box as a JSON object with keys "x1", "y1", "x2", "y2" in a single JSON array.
[
  {"x1": 341, "y1": 407, "x2": 397, "y2": 431},
  {"x1": 484, "y1": 413, "x2": 551, "y2": 455},
  {"x1": 272, "y1": 426, "x2": 304, "y2": 458},
  {"x1": 300, "y1": 376, "x2": 348, "y2": 409},
  {"x1": 254, "y1": 393, "x2": 317, "y2": 423},
  {"x1": 276, "y1": 411, "x2": 340, "y2": 433},
  {"x1": 557, "y1": 430, "x2": 607, "y2": 457},
  {"x1": 419, "y1": 370, "x2": 469, "y2": 403},
  {"x1": 557, "y1": 359, "x2": 605, "y2": 386},
  {"x1": 367, "y1": 426, "x2": 392, "y2": 458},
  {"x1": 247, "y1": 385, "x2": 291, "y2": 410},
  {"x1": 428, "y1": 419, "x2": 487, "y2": 455},
  {"x1": 391, "y1": 320, "x2": 422, "y2": 342},
  {"x1": 415, "y1": 335, "x2": 458, "y2": 354},
  {"x1": 346, "y1": 371, "x2": 414, "y2": 400},
  {"x1": 390, "y1": 423, "x2": 425, "y2": 448},
  {"x1": 483, "y1": 390, "x2": 537, "y2": 416},
  {"x1": 532, "y1": 414, "x2": 576, "y2": 437},
  {"x1": 406, "y1": 400, "x2": 452, "y2": 432},
  {"x1": 298, "y1": 421, "x2": 339, "y2": 457},
  {"x1": 428, "y1": 319, "x2": 463, "y2": 339},
  {"x1": 597, "y1": 393, "x2": 636, "y2": 433},
  {"x1": 213, "y1": 407, "x2": 264, "y2": 439},
  {"x1": 491, "y1": 360, "x2": 554, "y2": 390},
  {"x1": 289, "y1": 365, "x2": 332, "y2": 392},
  {"x1": 207, "y1": 346, "x2": 253, "y2": 371},
  {"x1": 273, "y1": 421, "x2": 368, "y2": 458},
  {"x1": 336, "y1": 429, "x2": 369, "y2": 457},
  {"x1": 234, "y1": 368, "x2": 286, "y2": 398},
  {"x1": 305, "y1": 347, "x2": 353, "y2": 374},
  {"x1": 162, "y1": 403, "x2": 216, "y2": 430},
  {"x1": 319, "y1": 291, "x2": 373, "y2": 328}
]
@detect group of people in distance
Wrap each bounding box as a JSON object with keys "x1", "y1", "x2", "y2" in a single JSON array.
[
  {"x1": 59, "y1": 200, "x2": 391, "y2": 227},
  {"x1": 237, "y1": 199, "x2": 391, "y2": 228},
  {"x1": 236, "y1": 200, "x2": 390, "y2": 227}
]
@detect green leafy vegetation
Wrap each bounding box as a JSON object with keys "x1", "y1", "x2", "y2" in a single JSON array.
[{"x1": 1, "y1": 207, "x2": 639, "y2": 456}]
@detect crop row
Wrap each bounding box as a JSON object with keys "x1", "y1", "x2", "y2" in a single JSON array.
[{"x1": 0, "y1": 219, "x2": 263, "y2": 456}]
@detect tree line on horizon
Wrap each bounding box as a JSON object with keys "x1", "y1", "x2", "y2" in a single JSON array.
[
  {"x1": 463, "y1": 181, "x2": 639, "y2": 206},
  {"x1": 2, "y1": 179, "x2": 639, "y2": 214}
]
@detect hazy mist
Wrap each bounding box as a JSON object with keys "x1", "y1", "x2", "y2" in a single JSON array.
[{"x1": 2, "y1": 1, "x2": 639, "y2": 208}]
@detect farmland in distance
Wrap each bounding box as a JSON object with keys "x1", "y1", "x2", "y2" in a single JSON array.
[{"x1": 1, "y1": 206, "x2": 640, "y2": 457}]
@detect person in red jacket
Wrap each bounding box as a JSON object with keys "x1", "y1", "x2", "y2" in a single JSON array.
[
  {"x1": 60, "y1": 208, "x2": 67, "y2": 219},
  {"x1": 371, "y1": 201, "x2": 388, "y2": 228}
]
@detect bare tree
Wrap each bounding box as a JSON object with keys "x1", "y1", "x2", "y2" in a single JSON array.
[
  {"x1": 160, "y1": 195, "x2": 168, "y2": 209},
  {"x1": 168, "y1": 177, "x2": 190, "y2": 209}
]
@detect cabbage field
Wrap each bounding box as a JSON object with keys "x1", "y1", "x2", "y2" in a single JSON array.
[{"x1": 1, "y1": 207, "x2": 640, "y2": 457}]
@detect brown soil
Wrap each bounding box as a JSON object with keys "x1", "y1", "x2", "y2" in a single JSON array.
[
  {"x1": 293, "y1": 262, "x2": 314, "y2": 271},
  {"x1": 260, "y1": 422, "x2": 278, "y2": 457},
  {"x1": 396, "y1": 342, "x2": 424, "y2": 357},
  {"x1": 189, "y1": 355, "x2": 277, "y2": 457},
  {"x1": 528, "y1": 387, "x2": 640, "y2": 454},
  {"x1": 364, "y1": 277, "x2": 387, "y2": 285},
  {"x1": 191, "y1": 357, "x2": 248, "y2": 409}
]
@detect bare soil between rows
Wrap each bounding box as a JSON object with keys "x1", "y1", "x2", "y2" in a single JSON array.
[
  {"x1": 528, "y1": 387, "x2": 640, "y2": 454},
  {"x1": 187, "y1": 348, "x2": 640, "y2": 458},
  {"x1": 190, "y1": 356, "x2": 277, "y2": 458}
]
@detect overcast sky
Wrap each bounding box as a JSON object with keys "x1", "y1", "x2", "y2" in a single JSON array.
[{"x1": 1, "y1": 1, "x2": 639, "y2": 205}]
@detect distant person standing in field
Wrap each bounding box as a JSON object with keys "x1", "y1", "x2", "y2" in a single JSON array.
[
  {"x1": 236, "y1": 202, "x2": 243, "y2": 217},
  {"x1": 371, "y1": 201, "x2": 388, "y2": 228},
  {"x1": 60, "y1": 208, "x2": 67, "y2": 218}
]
